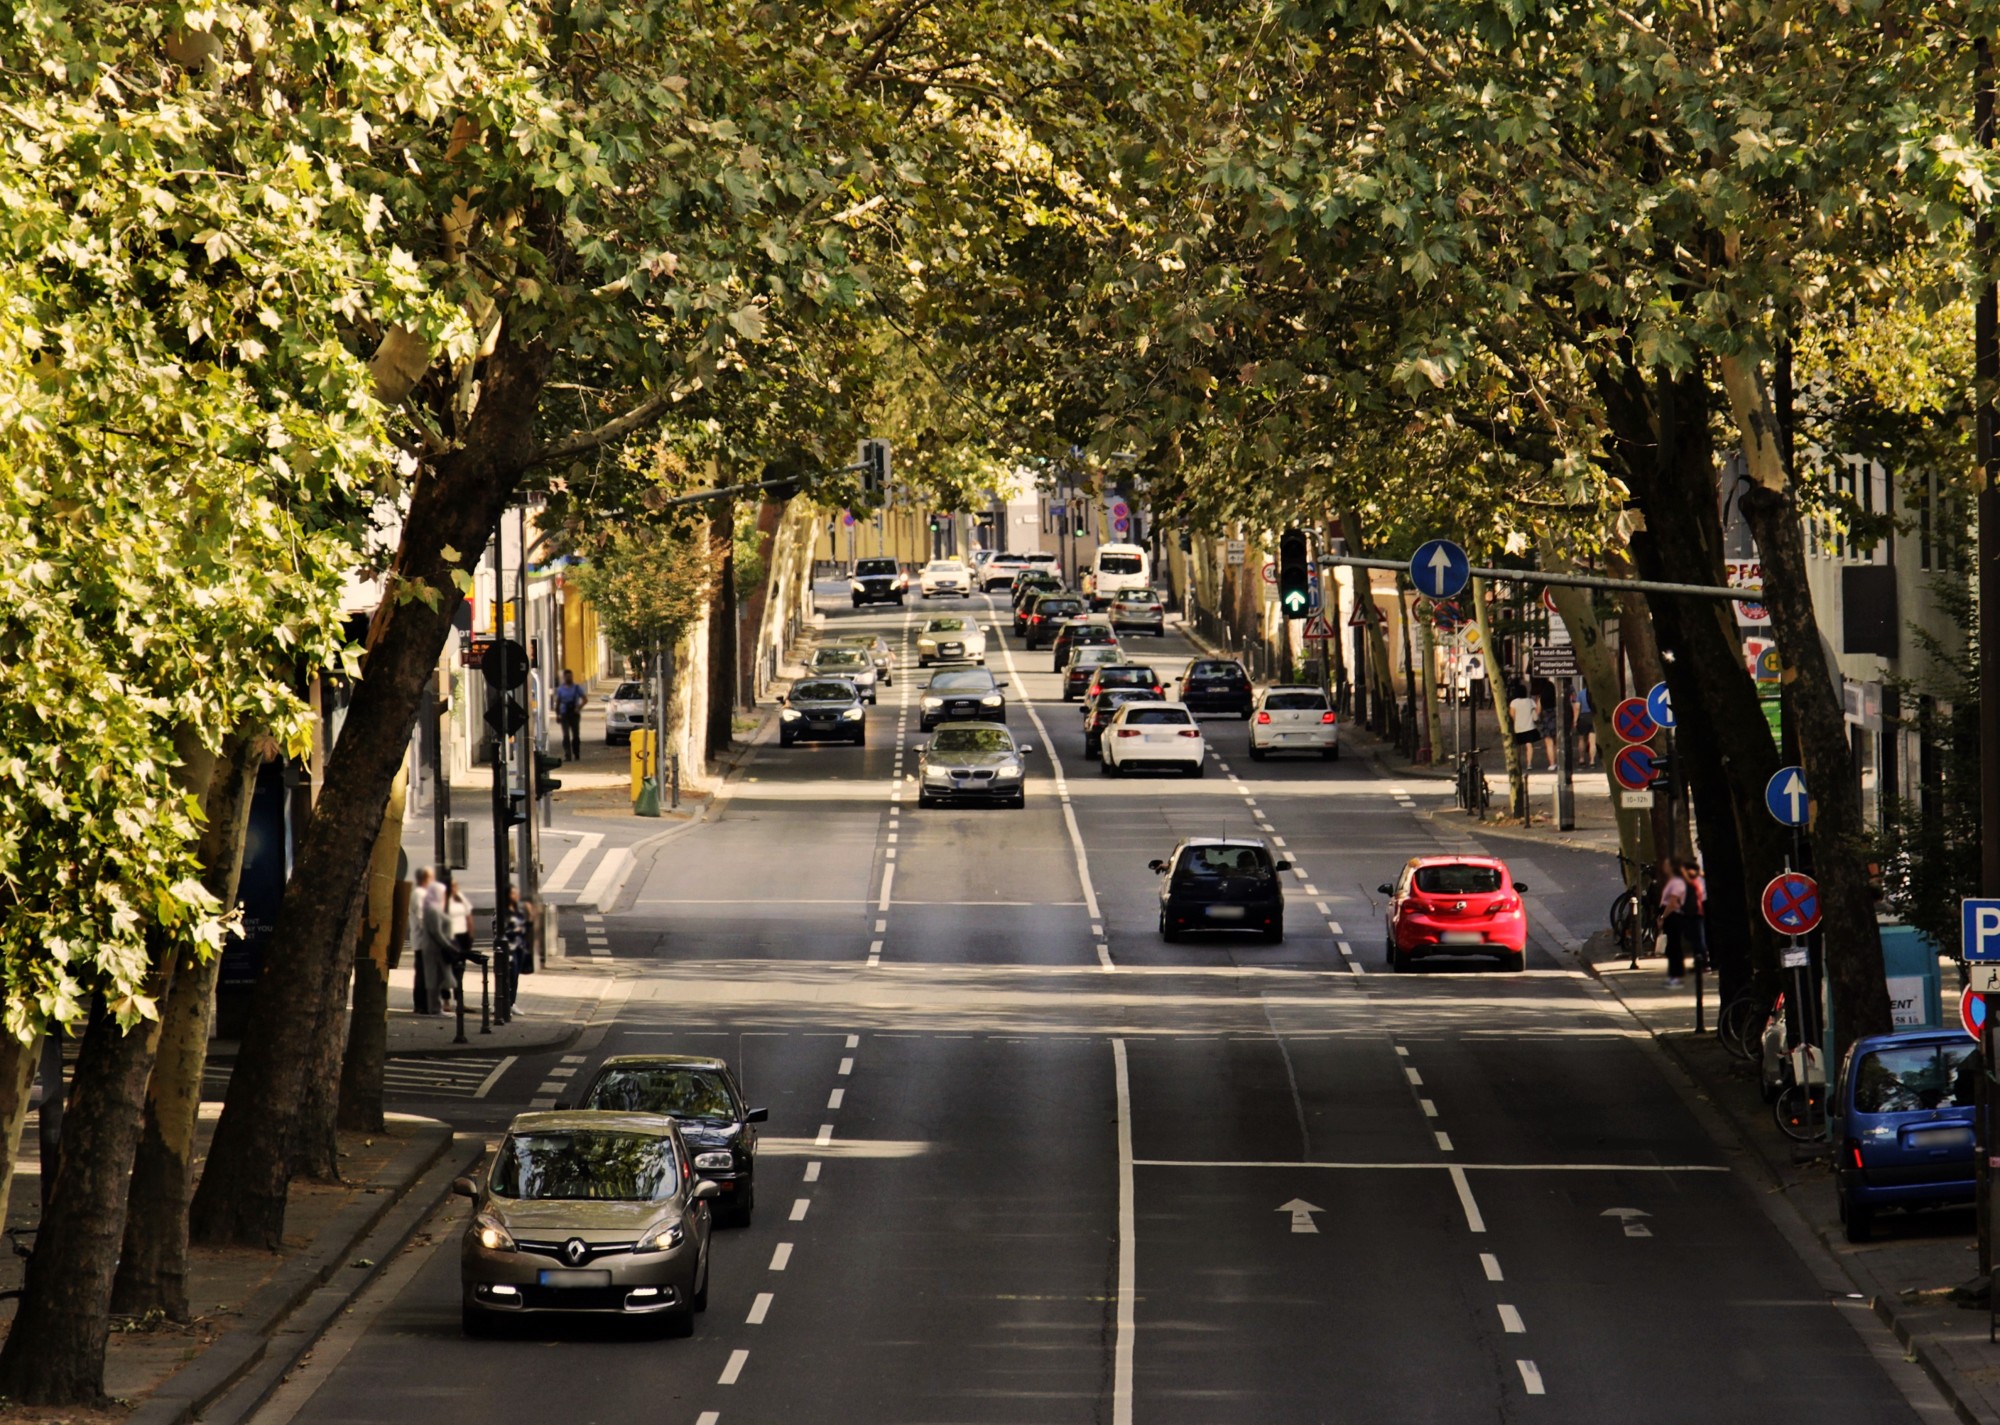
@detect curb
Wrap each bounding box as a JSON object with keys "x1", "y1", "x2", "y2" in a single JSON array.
[{"x1": 129, "y1": 1117, "x2": 468, "y2": 1425}]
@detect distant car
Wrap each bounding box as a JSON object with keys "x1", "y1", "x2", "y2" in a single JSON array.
[
  {"x1": 1061, "y1": 644, "x2": 1125, "y2": 701},
  {"x1": 1108, "y1": 588, "x2": 1167, "y2": 635},
  {"x1": 1150, "y1": 838, "x2": 1288, "y2": 943},
  {"x1": 1379, "y1": 856, "x2": 1528, "y2": 972},
  {"x1": 830, "y1": 633, "x2": 893, "y2": 686},
  {"x1": 917, "y1": 616, "x2": 987, "y2": 667},
  {"x1": 849, "y1": 557, "x2": 906, "y2": 607},
  {"x1": 919, "y1": 560, "x2": 971, "y2": 598},
  {"x1": 916, "y1": 722, "x2": 1033, "y2": 808},
  {"x1": 1050, "y1": 616, "x2": 1119, "y2": 673},
  {"x1": 1084, "y1": 664, "x2": 1164, "y2": 701},
  {"x1": 982, "y1": 552, "x2": 1028, "y2": 591},
  {"x1": 567, "y1": 1055, "x2": 767, "y2": 1227},
  {"x1": 1833, "y1": 1028, "x2": 1977, "y2": 1242},
  {"x1": 1177, "y1": 658, "x2": 1254, "y2": 718},
  {"x1": 779, "y1": 678, "x2": 867, "y2": 746},
  {"x1": 603, "y1": 681, "x2": 648, "y2": 746},
  {"x1": 1010, "y1": 571, "x2": 1064, "y2": 616},
  {"x1": 1100, "y1": 701, "x2": 1206, "y2": 777},
  {"x1": 807, "y1": 647, "x2": 878, "y2": 703},
  {"x1": 1249, "y1": 686, "x2": 1339, "y2": 760},
  {"x1": 920, "y1": 666, "x2": 1008, "y2": 731},
  {"x1": 1082, "y1": 687, "x2": 1164, "y2": 759},
  {"x1": 1021, "y1": 593, "x2": 1087, "y2": 648},
  {"x1": 456, "y1": 1111, "x2": 717, "y2": 1337}
]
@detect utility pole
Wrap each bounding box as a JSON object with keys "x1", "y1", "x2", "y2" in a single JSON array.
[{"x1": 1976, "y1": 36, "x2": 2000, "y2": 1283}]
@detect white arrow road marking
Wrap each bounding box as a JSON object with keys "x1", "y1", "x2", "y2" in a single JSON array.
[
  {"x1": 1277, "y1": 1198, "x2": 1325, "y2": 1233},
  {"x1": 1602, "y1": 1206, "x2": 1653, "y2": 1237}
]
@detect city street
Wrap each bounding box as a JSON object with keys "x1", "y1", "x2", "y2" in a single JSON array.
[{"x1": 253, "y1": 593, "x2": 1942, "y2": 1425}]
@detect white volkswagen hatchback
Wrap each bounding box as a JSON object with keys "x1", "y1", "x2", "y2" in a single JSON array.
[
  {"x1": 1248, "y1": 686, "x2": 1339, "y2": 760},
  {"x1": 1100, "y1": 702, "x2": 1206, "y2": 777}
]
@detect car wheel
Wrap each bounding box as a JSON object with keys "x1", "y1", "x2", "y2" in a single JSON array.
[
  {"x1": 917, "y1": 792, "x2": 934, "y2": 808},
  {"x1": 1160, "y1": 910, "x2": 1179, "y2": 943},
  {"x1": 1185, "y1": 760, "x2": 1204, "y2": 777},
  {"x1": 1326, "y1": 745, "x2": 1340, "y2": 760},
  {"x1": 661, "y1": 1299, "x2": 696, "y2": 1338},
  {"x1": 853, "y1": 732, "x2": 866, "y2": 747},
  {"x1": 1063, "y1": 689, "x2": 1076, "y2": 702},
  {"x1": 692, "y1": 1246, "x2": 710, "y2": 1311},
  {"x1": 895, "y1": 595, "x2": 904, "y2": 605},
  {"x1": 462, "y1": 1299, "x2": 499, "y2": 1338},
  {"x1": 852, "y1": 598, "x2": 862, "y2": 608},
  {"x1": 1841, "y1": 1193, "x2": 1872, "y2": 1243},
  {"x1": 1392, "y1": 947, "x2": 1414, "y2": 973},
  {"x1": 1239, "y1": 708, "x2": 1252, "y2": 720},
  {"x1": 1084, "y1": 744, "x2": 1099, "y2": 761},
  {"x1": 1100, "y1": 754, "x2": 1117, "y2": 777},
  {"x1": 1503, "y1": 949, "x2": 1526, "y2": 972},
  {"x1": 779, "y1": 733, "x2": 795, "y2": 747},
  {"x1": 919, "y1": 656, "x2": 929, "y2": 668},
  {"x1": 1264, "y1": 923, "x2": 1285, "y2": 944},
  {"x1": 1010, "y1": 792, "x2": 1026, "y2": 809},
  {"x1": 869, "y1": 693, "x2": 879, "y2": 705},
  {"x1": 1248, "y1": 745, "x2": 1266, "y2": 761}
]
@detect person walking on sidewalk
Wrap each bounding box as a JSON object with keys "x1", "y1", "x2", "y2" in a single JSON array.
[
  {"x1": 409, "y1": 867, "x2": 438, "y2": 1013},
  {"x1": 1657, "y1": 860, "x2": 1690, "y2": 987},
  {"x1": 555, "y1": 670, "x2": 587, "y2": 760},
  {"x1": 1571, "y1": 683, "x2": 1596, "y2": 765},
  {"x1": 1507, "y1": 682, "x2": 1541, "y2": 769},
  {"x1": 1679, "y1": 857, "x2": 1709, "y2": 973}
]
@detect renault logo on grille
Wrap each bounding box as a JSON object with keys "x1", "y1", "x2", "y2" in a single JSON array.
[{"x1": 562, "y1": 1238, "x2": 589, "y2": 1266}]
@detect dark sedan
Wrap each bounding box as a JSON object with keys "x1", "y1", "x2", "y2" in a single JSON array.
[
  {"x1": 1177, "y1": 658, "x2": 1254, "y2": 717},
  {"x1": 778, "y1": 679, "x2": 868, "y2": 746},
  {"x1": 920, "y1": 666, "x2": 1008, "y2": 731},
  {"x1": 1082, "y1": 687, "x2": 1164, "y2": 759},
  {"x1": 1151, "y1": 838, "x2": 1290, "y2": 943},
  {"x1": 916, "y1": 722, "x2": 1034, "y2": 808},
  {"x1": 565, "y1": 1054, "x2": 767, "y2": 1227},
  {"x1": 1050, "y1": 617, "x2": 1119, "y2": 672},
  {"x1": 1022, "y1": 593, "x2": 1087, "y2": 648}
]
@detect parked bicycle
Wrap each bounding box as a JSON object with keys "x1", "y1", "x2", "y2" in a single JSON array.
[
  {"x1": 1772, "y1": 1041, "x2": 1827, "y2": 1142},
  {"x1": 1608, "y1": 856, "x2": 1660, "y2": 969},
  {"x1": 1717, "y1": 989, "x2": 1771, "y2": 1061},
  {"x1": 1454, "y1": 751, "x2": 1491, "y2": 817}
]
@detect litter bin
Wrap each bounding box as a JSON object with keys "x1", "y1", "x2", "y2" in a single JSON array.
[{"x1": 1879, "y1": 922, "x2": 1944, "y2": 1030}]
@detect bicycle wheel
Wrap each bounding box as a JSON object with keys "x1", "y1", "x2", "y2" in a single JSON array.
[
  {"x1": 1609, "y1": 890, "x2": 1639, "y2": 935},
  {"x1": 1773, "y1": 1083, "x2": 1826, "y2": 1142},
  {"x1": 1717, "y1": 995, "x2": 1763, "y2": 1060}
]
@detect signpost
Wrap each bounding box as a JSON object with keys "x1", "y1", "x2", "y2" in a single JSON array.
[
  {"x1": 1965, "y1": 986, "x2": 1991, "y2": 1042},
  {"x1": 1765, "y1": 767, "x2": 1810, "y2": 828},
  {"x1": 1529, "y1": 645, "x2": 1579, "y2": 678},
  {"x1": 1409, "y1": 538, "x2": 1471, "y2": 599}
]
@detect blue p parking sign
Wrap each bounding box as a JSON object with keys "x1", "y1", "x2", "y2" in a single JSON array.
[{"x1": 1963, "y1": 900, "x2": 2000, "y2": 962}]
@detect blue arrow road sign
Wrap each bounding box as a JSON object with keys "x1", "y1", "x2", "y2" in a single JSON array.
[
  {"x1": 1765, "y1": 767, "x2": 1808, "y2": 828},
  {"x1": 1963, "y1": 900, "x2": 2000, "y2": 962},
  {"x1": 1409, "y1": 539, "x2": 1471, "y2": 599},
  {"x1": 1646, "y1": 681, "x2": 1675, "y2": 730}
]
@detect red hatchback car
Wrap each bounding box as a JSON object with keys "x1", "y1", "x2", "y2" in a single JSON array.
[{"x1": 1379, "y1": 856, "x2": 1528, "y2": 972}]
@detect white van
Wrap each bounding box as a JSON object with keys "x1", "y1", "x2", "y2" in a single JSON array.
[{"x1": 1087, "y1": 543, "x2": 1150, "y2": 607}]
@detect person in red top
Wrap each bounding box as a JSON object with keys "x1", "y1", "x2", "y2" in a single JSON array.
[
  {"x1": 1678, "y1": 857, "x2": 1708, "y2": 974},
  {"x1": 1656, "y1": 862, "x2": 1689, "y2": 987}
]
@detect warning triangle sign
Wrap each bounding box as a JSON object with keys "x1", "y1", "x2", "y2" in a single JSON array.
[
  {"x1": 1347, "y1": 604, "x2": 1368, "y2": 628},
  {"x1": 1302, "y1": 613, "x2": 1336, "y2": 641}
]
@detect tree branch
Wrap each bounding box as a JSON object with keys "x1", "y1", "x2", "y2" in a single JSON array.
[{"x1": 528, "y1": 390, "x2": 679, "y2": 468}]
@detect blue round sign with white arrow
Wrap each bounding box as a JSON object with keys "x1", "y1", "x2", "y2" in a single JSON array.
[
  {"x1": 1765, "y1": 766, "x2": 1809, "y2": 828},
  {"x1": 1645, "y1": 681, "x2": 1674, "y2": 730},
  {"x1": 1409, "y1": 539, "x2": 1471, "y2": 599}
]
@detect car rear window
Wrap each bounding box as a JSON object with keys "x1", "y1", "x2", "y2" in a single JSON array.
[
  {"x1": 1101, "y1": 667, "x2": 1158, "y2": 684},
  {"x1": 1853, "y1": 1044, "x2": 1978, "y2": 1113},
  {"x1": 1099, "y1": 554, "x2": 1145, "y2": 575},
  {"x1": 1414, "y1": 865, "x2": 1505, "y2": 895},
  {"x1": 1189, "y1": 662, "x2": 1245, "y2": 680},
  {"x1": 1126, "y1": 707, "x2": 1191, "y2": 726},
  {"x1": 1119, "y1": 590, "x2": 1164, "y2": 603},
  {"x1": 1038, "y1": 599, "x2": 1083, "y2": 615},
  {"x1": 1072, "y1": 626, "x2": 1116, "y2": 643},
  {"x1": 1266, "y1": 692, "x2": 1328, "y2": 711},
  {"x1": 1183, "y1": 846, "x2": 1272, "y2": 876},
  {"x1": 814, "y1": 650, "x2": 867, "y2": 668}
]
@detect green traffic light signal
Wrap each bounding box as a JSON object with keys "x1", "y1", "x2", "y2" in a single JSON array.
[{"x1": 1278, "y1": 528, "x2": 1311, "y2": 616}]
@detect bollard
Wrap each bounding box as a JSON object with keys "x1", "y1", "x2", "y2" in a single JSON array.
[{"x1": 480, "y1": 951, "x2": 491, "y2": 1034}]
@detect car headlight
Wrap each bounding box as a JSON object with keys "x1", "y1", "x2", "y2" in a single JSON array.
[
  {"x1": 923, "y1": 766, "x2": 951, "y2": 784},
  {"x1": 850, "y1": 580, "x2": 865, "y2": 591},
  {"x1": 475, "y1": 1215, "x2": 516, "y2": 1252},
  {"x1": 918, "y1": 639, "x2": 936, "y2": 650},
  {"x1": 923, "y1": 697, "x2": 943, "y2": 709},
  {"x1": 693, "y1": 1150, "x2": 735, "y2": 1171},
  {"x1": 781, "y1": 708, "x2": 801, "y2": 721},
  {"x1": 840, "y1": 707, "x2": 864, "y2": 720},
  {"x1": 980, "y1": 695, "x2": 1003, "y2": 706},
  {"x1": 996, "y1": 764, "x2": 1022, "y2": 779},
  {"x1": 636, "y1": 1219, "x2": 686, "y2": 1253}
]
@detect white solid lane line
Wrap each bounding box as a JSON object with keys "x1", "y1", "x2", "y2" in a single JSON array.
[
  {"x1": 1481, "y1": 1253, "x2": 1504, "y2": 1281},
  {"x1": 1517, "y1": 1361, "x2": 1546, "y2": 1395},
  {"x1": 747, "y1": 1292, "x2": 774, "y2": 1325},
  {"x1": 1112, "y1": 1038, "x2": 1136, "y2": 1425},
  {"x1": 719, "y1": 1349, "x2": 749, "y2": 1385},
  {"x1": 1448, "y1": 1165, "x2": 1488, "y2": 1233},
  {"x1": 1499, "y1": 1304, "x2": 1526, "y2": 1333},
  {"x1": 769, "y1": 1243, "x2": 793, "y2": 1271}
]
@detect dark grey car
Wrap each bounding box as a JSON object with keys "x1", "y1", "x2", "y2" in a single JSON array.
[
  {"x1": 780, "y1": 678, "x2": 868, "y2": 746},
  {"x1": 917, "y1": 722, "x2": 1033, "y2": 808},
  {"x1": 919, "y1": 666, "x2": 1008, "y2": 731}
]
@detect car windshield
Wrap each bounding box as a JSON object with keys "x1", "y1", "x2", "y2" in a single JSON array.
[
  {"x1": 931, "y1": 728, "x2": 1014, "y2": 754},
  {"x1": 583, "y1": 1067, "x2": 739, "y2": 1122},
  {"x1": 1266, "y1": 692, "x2": 1328, "y2": 711},
  {"x1": 1854, "y1": 1044, "x2": 1979, "y2": 1113},
  {"x1": 1184, "y1": 846, "x2": 1272, "y2": 877},
  {"x1": 1099, "y1": 554, "x2": 1145, "y2": 575},
  {"x1": 1126, "y1": 707, "x2": 1191, "y2": 726},
  {"x1": 814, "y1": 650, "x2": 866, "y2": 668},
  {"x1": 1414, "y1": 865, "x2": 1505, "y2": 895},
  {"x1": 489, "y1": 1130, "x2": 680, "y2": 1201},
  {"x1": 926, "y1": 619, "x2": 969, "y2": 632},
  {"x1": 612, "y1": 683, "x2": 644, "y2": 701},
  {"x1": 855, "y1": 559, "x2": 898, "y2": 576},
  {"x1": 929, "y1": 671, "x2": 995, "y2": 692},
  {"x1": 792, "y1": 681, "x2": 856, "y2": 701}
]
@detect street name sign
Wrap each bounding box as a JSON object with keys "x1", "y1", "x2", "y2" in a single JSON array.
[
  {"x1": 1409, "y1": 539, "x2": 1471, "y2": 599},
  {"x1": 1529, "y1": 646, "x2": 1580, "y2": 678},
  {"x1": 1961, "y1": 899, "x2": 2000, "y2": 962},
  {"x1": 1761, "y1": 872, "x2": 1822, "y2": 937},
  {"x1": 1765, "y1": 767, "x2": 1809, "y2": 828}
]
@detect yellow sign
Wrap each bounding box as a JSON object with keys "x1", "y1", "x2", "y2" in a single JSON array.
[{"x1": 1463, "y1": 625, "x2": 1484, "y2": 651}]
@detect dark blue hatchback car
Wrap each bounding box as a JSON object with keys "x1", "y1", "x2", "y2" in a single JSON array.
[{"x1": 1832, "y1": 1028, "x2": 1977, "y2": 1242}]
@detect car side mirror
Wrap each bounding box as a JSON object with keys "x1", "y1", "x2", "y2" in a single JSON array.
[
  {"x1": 746, "y1": 1107, "x2": 769, "y2": 1123},
  {"x1": 778, "y1": 694, "x2": 788, "y2": 704},
  {"x1": 1274, "y1": 860, "x2": 1293, "y2": 873},
  {"x1": 1513, "y1": 882, "x2": 1528, "y2": 893},
  {"x1": 451, "y1": 1176, "x2": 480, "y2": 1199},
  {"x1": 996, "y1": 681, "x2": 1008, "y2": 689},
  {"x1": 691, "y1": 1180, "x2": 721, "y2": 1202},
  {"x1": 1377, "y1": 884, "x2": 1394, "y2": 896},
  {"x1": 1148, "y1": 859, "x2": 1168, "y2": 874},
  {"x1": 1020, "y1": 744, "x2": 1035, "y2": 755}
]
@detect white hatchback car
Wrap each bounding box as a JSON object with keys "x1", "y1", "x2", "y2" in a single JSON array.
[
  {"x1": 1100, "y1": 702, "x2": 1206, "y2": 777},
  {"x1": 919, "y1": 560, "x2": 971, "y2": 598},
  {"x1": 1248, "y1": 686, "x2": 1339, "y2": 760},
  {"x1": 917, "y1": 617, "x2": 987, "y2": 667},
  {"x1": 603, "y1": 680, "x2": 649, "y2": 745}
]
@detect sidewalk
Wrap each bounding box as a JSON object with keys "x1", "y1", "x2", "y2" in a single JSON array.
[
  {"x1": 1582, "y1": 931, "x2": 2000, "y2": 1423},
  {"x1": 382, "y1": 948, "x2": 626, "y2": 1057}
]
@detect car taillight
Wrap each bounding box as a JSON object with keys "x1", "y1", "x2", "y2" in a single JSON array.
[
  {"x1": 1088, "y1": 683, "x2": 1103, "y2": 696},
  {"x1": 1320, "y1": 711, "x2": 1337, "y2": 724},
  {"x1": 1491, "y1": 895, "x2": 1520, "y2": 912},
  {"x1": 1030, "y1": 614, "x2": 1042, "y2": 623},
  {"x1": 1255, "y1": 711, "x2": 1272, "y2": 724},
  {"x1": 1151, "y1": 685, "x2": 1163, "y2": 695},
  {"x1": 1116, "y1": 729, "x2": 1141, "y2": 738},
  {"x1": 1176, "y1": 729, "x2": 1200, "y2": 738}
]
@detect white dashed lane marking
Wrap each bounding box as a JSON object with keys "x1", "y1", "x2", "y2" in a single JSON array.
[
  {"x1": 770, "y1": 1243, "x2": 793, "y2": 1271},
  {"x1": 747, "y1": 1292, "x2": 773, "y2": 1325},
  {"x1": 1499, "y1": 1304, "x2": 1525, "y2": 1333},
  {"x1": 719, "y1": 1349, "x2": 748, "y2": 1385}
]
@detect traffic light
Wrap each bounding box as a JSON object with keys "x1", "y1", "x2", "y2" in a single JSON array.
[
  {"x1": 929, "y1": 515, "x2": 940, "y2": 533},
  {"x1": 1074, "y1": 510, "x2": 1088, "y2": 538},
  {"x1": 505, "y1": 790, "x2": 530, "y2": 829},
  {"x1": 1278, "y1": 528, "x2": 1310, "y2": 617},
  {"x1": 859, "y1": 439, "x2": 890, "y2": 503},
  {"x1": 534, "y1": 749, "x2": 564, "y2": 799}
]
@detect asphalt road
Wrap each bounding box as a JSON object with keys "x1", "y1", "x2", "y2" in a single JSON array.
[{"x1": 256, "y1": 589, "x2": 1944, "y2": 1425}]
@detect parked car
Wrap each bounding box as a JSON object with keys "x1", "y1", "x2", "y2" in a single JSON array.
[
  {"x1": 1082, "y1": 687, "x2": 1164, "y2": 759},
  {"x1": 1176, "y1": 659, "x2": 1254, "y2": 718},
  {"x1": 919, "y1": 559, "x2": 971, "y2": 598},
  {"x1": 1021, "y1": 593, "x2": 1087, "y2": 648},
  {"x1": 807, "y1": 646, "x2": 878, "y2": 703},
  {"x1": 830, "y1": 633, "x2": 893, "y2": 686},
  {"x1": 1249, "y1": 685, "x2": 1339, "y2": 760},
  {"x1": 916, "y1": 722, "x2": 1034, "y2": 808},
  {"x1": 849, "y1": 556, "x2": 906, "y2": 607},
  {"x1": 1050, "y1": 616, "x2": 1119, "y2": 673},
  {"x1": 1108, "y1": 588, "x2": 1167, "y2": 635},
  {"x1": 919, "y1": 666, "x2": 1008, "y2": 731},
  {"x1": 1100, "y1": 701, "x2": 1206, "y2": 777},
  {"x1": 1379, "y1": 856, "x2": 1528, "y2": 972},
  {"x1": 456, "y1": 1111, "x2": 716, "y2": 1337},
  {"x1": 1833, "y1": 1028, "x2": 1978, "y2": 1242},
  {"x1": 1150, "y1": 838, "x2": 1289, "y2": 943},
  {"x1": 917, "y1": 616, "x2": 987, "y2": 667},
  {"x1": 604, "y1": 681, "x2": 648, "y2": 746},
  {"x1": 778, "y1": 678, "x2": 868, "y2": 746},
  {"x1": 1061, "y1": 644, "x2": 1125, "y2": 701},
  {"x1": 564, "y1": 1054, "x2": 767, "y2": 1227}
]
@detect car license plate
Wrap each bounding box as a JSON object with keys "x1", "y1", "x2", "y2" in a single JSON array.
[
  {"x1": 1441, "y1": 931, "x2": 1485, "y2": 945},
  {"x1": 1908, "y1": 1127, "x2": 1972, "y2": 1151},
  {"x1": 1206, "y1": 905, "x2": 1247, "y2": 920},
  {"x1": 538, "y1": 1269, "x2": 612, "y2": 1287},
  {"x1": 941, "y1": 643, "x2": 962, "y2": 655}
]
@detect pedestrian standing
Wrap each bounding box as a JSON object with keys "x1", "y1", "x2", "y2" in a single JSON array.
[
  {"x1": 418, "y1": 875, "x2": 452, "y2": 1013},
  {"x1": 1507, "y1": 683, "x2": 1540, "y2": 770},
  {"x1": 555, "y1": 669, "x2": 587, "y2": 761},
  {"x1": 445, "y1": 881, "x2": 476, "y2": 1001},
  {"x1": 496, "y1": 888, "x2": 532, "y2": 1023},
  {"x1": 1680, "y1": 858, "x2": 1709, "y2": 972},
  {"x1": 1572, "y1": 683, "x2": 1596, "y2": 765},
  {"x1": 408, "y1": 867, "x2": 437, "y2": 1013},
  {"x1": 1535, "y1": 680, "x2": 1559, "y2": 773},
  {"x1": 1657, "y1": 860, "x2": 1690, "y2": 987}
]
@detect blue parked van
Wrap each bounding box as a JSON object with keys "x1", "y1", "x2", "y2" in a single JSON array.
[{"x1": 1832, "y1": 1028, "x2": 1978, "y2": 1242}]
